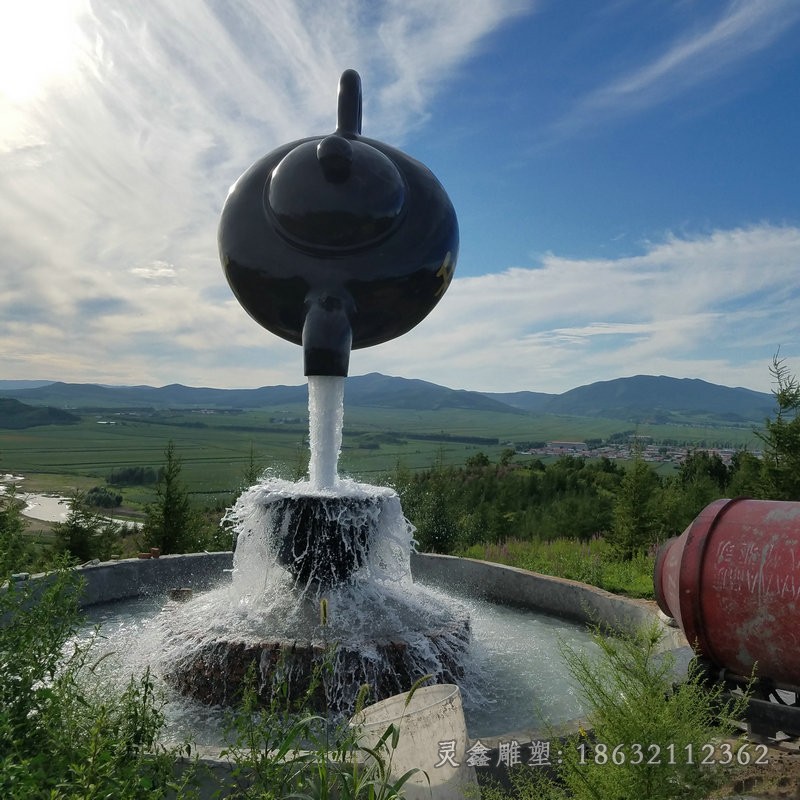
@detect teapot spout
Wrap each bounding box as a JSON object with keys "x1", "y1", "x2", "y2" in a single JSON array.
[{"x1": 302, "y1": 292, "x2": 353, "y2": 377}]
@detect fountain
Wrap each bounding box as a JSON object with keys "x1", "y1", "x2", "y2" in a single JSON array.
[
  {"x1": 3, "y1": 68, "x2": 685, "y2": 799},
  {"x1": 42, "y1": 70, "x2": 665, "y2": 751},
  {"x1": 161, "y1": 69, "x2": 467, "y2": 713}
]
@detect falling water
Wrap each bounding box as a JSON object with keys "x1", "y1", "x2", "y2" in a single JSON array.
[{"x1": 307, "y1": 375, "x2": 345, "y2": 489}]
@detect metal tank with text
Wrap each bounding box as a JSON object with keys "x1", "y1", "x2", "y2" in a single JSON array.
[{"x1": 655, "y1": 498, "x2": 800, "y2": 735}]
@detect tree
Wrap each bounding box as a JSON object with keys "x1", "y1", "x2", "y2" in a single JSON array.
[
  {"x1": 241, "y1": 442, "x2": 263, "y2": 487},
  {"x1": 54, "y1": 491, "x2": 120, "y2": 563},
  {"x1": 499, "y1": 448, "x2": 516, "y2": 467},
  {"x1": 757, "y1": 352, "x2": 800, "y2": 500},
  {"x1": 413, "y1": 482, "x2": 460, "y2": 553},
  {"x1": 142, "y1": 441, "x2": 205, "y2": 554},
  {"x1": 727, "y1": 450, "x2": 763, "y2": 498},
  {"x1": 610, "y1": 456, "x2": 661, "y2": 559},
  {"x1": 677, "y1": 450, "x2": 729, "y2": 494},
  {"x1": 0, "y1": 486, "x2": 27, "y2": 574},
  {"x1": 85, "y1": 485, "x2": 123, "y2": 508},
  {"x1": 465, "y1": 451, "x2": 490, "y2": 470}
]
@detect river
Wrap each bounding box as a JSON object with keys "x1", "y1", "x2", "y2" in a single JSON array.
[{"x1": 1, "y1": 474, "x2": 140, "y2": 527}]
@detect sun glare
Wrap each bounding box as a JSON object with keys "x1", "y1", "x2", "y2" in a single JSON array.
[{"x1": 0, "y1": 0, "x2": 84, "y2": 103}]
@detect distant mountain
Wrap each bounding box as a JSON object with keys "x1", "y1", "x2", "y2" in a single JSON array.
[
  {"x1": 0, "y1": 372, "x2": 776, "y2": 424},
  {"x1": 535, "y1": 375, "x2": 774, "y2": 423},
  {"x1": 480, "y1": 389, "x2": 556, "y2": 412},
  {"x1": 0, "y1": 380, "x2": 54, "y2": 390},
  {"x1": 0, "y1": 397, "x2": 80, "y2": 429},
  {"x1": 345, "y1": 373, "x2": 519, "y2": 413},
  {"x1": 1, "y1": 381, "x2": 308, "y2": 410},
  {"x1": 0, "y1": 373, "x2": 517, "y2": 414}
]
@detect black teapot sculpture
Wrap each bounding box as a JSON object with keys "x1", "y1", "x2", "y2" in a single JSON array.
[{"x1": 219, "y1": 69, "x2": 459, "y2": 376}]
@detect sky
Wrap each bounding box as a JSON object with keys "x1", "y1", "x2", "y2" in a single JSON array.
[{"x1": 1, "y1": 0, "x2": 799, "y2": 395}]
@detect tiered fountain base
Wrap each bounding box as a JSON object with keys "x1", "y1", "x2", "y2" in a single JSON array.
[
  {"x1": 160, "y1": 483, "x2": 472, "y2": 714},
  {"x1": 163, "y1": 607, "x2": 471, "y2": 712}
]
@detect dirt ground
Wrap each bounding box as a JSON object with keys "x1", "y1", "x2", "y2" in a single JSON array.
[{"x1": 711, "y1": 739, "x2": 800, "y2": 799}]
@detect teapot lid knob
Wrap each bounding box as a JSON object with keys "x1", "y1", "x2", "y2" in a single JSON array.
[{"x1": 316, "y1": 135, "x2": 353, "y2": 183}]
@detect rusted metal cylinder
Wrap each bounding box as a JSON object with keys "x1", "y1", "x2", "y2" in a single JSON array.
[{"x1": 655, "y1": 498, "x2": 800, "y2": 685}]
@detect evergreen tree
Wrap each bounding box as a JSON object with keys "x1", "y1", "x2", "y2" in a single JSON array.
[
  {"x1": 677, "y1": 450, "x2": 729, "y2": 493},
  {"x1": 727, "y1": 450, "x2": 763, "y2": 498},
  {"x1": 142, "y1": 441, "x2": 204, "y2": 554},
  {"x1": 54, "y1": 491, "x2": 119, "y2": 563},
  {"x1": 0, "y1": 486, "x2": 27, "y2": 574},
  {"x1": 241, "y1": 442, "x2": 262, "y2": 487},
  {"x1": 757, "y1": 353, "x2": 800, "y2": 500},
  {"x1": 610, "y1": 455, "x2": 660, "y2": 559}
]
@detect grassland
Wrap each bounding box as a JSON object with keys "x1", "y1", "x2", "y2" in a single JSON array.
[{"x1": 0, "y1": 403, "x2": 762, "y2": 506}]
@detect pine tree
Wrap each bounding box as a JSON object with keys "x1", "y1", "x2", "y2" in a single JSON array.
[
  {"x1": 142, "y1": 441, "x2": 203, "y2": 554},
  {"x1": 610, "y1": 453, "x2": 660, "y2": 559},
  {"x1": 758, "y1": 353, "x2": 800, "y2": 500},
  {"x1": 0, "y1": 485, "x2": 27, "y2": 574}
]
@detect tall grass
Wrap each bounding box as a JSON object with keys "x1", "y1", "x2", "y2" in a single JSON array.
[{"x1": 459, "y1": 536, "x2": 657, "y2": 599}]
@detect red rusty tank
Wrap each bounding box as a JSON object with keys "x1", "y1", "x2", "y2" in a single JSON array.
[{"x1": 655, "y1": 498, "x2": 800, "y2": 685}]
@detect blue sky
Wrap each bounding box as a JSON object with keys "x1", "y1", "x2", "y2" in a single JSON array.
[{"x1": 1, "y1": 0, "x2": 799, "y2": 394}]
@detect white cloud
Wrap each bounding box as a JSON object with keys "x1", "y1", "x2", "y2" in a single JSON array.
[
  {"x1": 353, "y1": 224, "x2": 800, "y2": 393},
  {"x1": 548, "y1": 0, "x2": 800, "y2": 140},
  {"x1": 130, "y1": 261, "x2": 177, "y2": 281},
  {"x1": 0, "y1": 2, "x2": 797, "y2": 398},
  {"x1": 0, "y1": 0, "x2": 531, "y2": 387}
]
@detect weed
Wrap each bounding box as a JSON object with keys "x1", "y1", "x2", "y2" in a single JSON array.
[{"x1": 480, "y1": 623, "x2": 750, "y2": 800}]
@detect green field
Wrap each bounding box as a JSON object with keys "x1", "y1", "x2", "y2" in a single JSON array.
[{"x1": 0, "y1": 404, "x2": 763, "y2": 505}]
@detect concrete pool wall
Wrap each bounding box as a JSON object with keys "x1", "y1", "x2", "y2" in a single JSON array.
[
  {"x1": 30, "y1": 550, "x2": 679, "y2": 649},
  {"x1": 7, "y1": 550, "x2": 681, "y2": 648}
]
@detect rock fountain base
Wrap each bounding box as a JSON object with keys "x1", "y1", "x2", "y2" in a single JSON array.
[
  {"x1": 157, "y1": 478, "x2": 472, "y2": 714},
  {"x1": 163, "y1": 604, "x2": 471, "y2": 712},
  {"x1": 270, "y1": 494, "x2": 379, "y2": 589}
]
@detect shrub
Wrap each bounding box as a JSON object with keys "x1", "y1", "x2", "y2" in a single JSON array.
[
  {"x1": 53, "y1": 491, "x2": 121, "y2": 563},
  {"x1": 0, "y1": 488, "x2": 27, "y2": 575},
  {"x1": 85, "y1": 485, "x2": 123, "y2": 508},
  {"x1": 0, "y1": 562, "x2": 194, "y2": 798},
  {"x1": 480, "y1": 624, "x2": 749, "y2": 800},
  {"x1": 459, "y1": 536, "x2": 656, "y2": 598}
]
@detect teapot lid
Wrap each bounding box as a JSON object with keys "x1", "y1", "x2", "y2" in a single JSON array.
[{"x1": 265, "y1": 71, "x2": 406, "y2": 252}]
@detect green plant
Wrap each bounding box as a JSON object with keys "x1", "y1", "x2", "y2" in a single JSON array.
[
  {"x1": 142, "y1": 440, "x2": 208, "y2": 554},
  {"x1": 54, "y1": 491, "x2": 122, "y2": 563},
  {"x1": 480, "y1": 624, "x2": 750, "y2": 800},
  {"x1": 220, "y1": 654, "x2": 429, "y2": 799},
  {"x1": 758, "y1": 351, "x2": 800, "y2": 500},
  {"x1": 610, "y1": 453, "x2": 661, "y2": 559},
  {"x1": 459, "y1": 536, "x2": 657, "y2": 598},
  {"x1": 0, "y1": 562, "x2": 196, "y2": 798},
  {"x1": 560, "y1": 625, "x2": 749, "y2": 799},
  {"x1": 0, "y1": 486, "x2": 27, "y2": 575}
]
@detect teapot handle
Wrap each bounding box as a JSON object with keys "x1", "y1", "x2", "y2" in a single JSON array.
[{"x1": 336, "y1": 69, "x2": 362, "y2": 137}]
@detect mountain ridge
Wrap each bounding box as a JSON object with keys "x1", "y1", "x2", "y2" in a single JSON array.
[{"x1": 0, "y1": 372, "x2": 775, "y2": 424}]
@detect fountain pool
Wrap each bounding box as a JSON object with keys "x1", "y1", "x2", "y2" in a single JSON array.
[{"x1": 77, "y1": 574, "x2": 598, "y2": 747}]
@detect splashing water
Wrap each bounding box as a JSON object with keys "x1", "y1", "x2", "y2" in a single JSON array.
[
  {"x1": 152, "y1": 476, "x2": 472, "y2": 714},
  {"x1": 144, "y1": 374, "x2": 474, "y2": 715},
  {"x1": 224, "y1": 477, "x2": 414, "y2": 600}
]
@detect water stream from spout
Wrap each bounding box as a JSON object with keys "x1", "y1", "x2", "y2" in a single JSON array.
[{"x1": 307, "y1": 375, "x2": 345, "y2": 489}]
